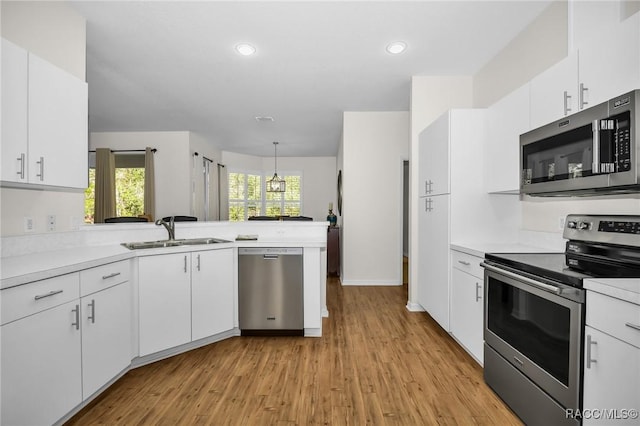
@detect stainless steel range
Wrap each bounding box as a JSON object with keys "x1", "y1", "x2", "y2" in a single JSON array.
[{"x1": 481, "y1": 215, "x2": 640, "y2": 426}]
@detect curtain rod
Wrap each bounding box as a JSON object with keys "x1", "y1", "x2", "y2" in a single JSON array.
[
  {"x1": 89, "y1": 148, "x2": 157, "y2": 153},
  {"x1": 192, "y1": 152, "x2": 215, "y2": 163}
]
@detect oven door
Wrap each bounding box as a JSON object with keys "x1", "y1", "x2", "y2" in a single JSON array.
[{"x1": 483, "y1": 263, "x2": 584, "y2": 411}]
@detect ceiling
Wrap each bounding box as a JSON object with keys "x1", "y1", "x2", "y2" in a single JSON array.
[{"x1": 70, "y1": 1, "x2": 552, "y2": 157}]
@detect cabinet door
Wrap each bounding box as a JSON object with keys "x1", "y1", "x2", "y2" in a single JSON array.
[
  {"x1": 192, "y1": 249, "x2": 234, "y2": 341},
  {"x1": 139, "y1": 253, "x2": 192, "y2": 356},
  {"x1": 450, "y1": 268, "x2": 483, "y2": 364},
  {"x1": 1, "y1": 300, "x2": 82, "y2": 426},
  {"x1": 81, "y1": 282, "x2": 132, "y2": 399},
  {"x1": 579, "y1": 13, "x2": 640, "y2": 110},
  {"x1": 418, "y1": 112, "x2": 450, "y2": 197},
  {"x1": 484, "y1": 84, "x2": 530, "y2": 193},
  {"x1": 1, "y1": 38, "x2": 29, "y2": 183},
  {"x1": 417, "y1": 194, "x2": 450, "y2": 331},
  {"x1": 530, "y1": 52, "x2": 579, "y2": 129},
  {"x1": 28, "y1": 53, "x2": 88, "y2": 188},
  {"x1": 583, "y1": 326, "x2": 640, "y2": 425}
]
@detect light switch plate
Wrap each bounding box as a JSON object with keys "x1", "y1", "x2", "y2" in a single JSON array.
[{"x1": 47, "y1": 215, "x2": 56, "y2": 232}]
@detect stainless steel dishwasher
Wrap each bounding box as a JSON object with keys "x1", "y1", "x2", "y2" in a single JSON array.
[{"x1": 238, "y1": 247, "x2": 303, "y2": 336}]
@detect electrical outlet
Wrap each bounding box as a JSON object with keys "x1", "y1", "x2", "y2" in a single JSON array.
[
  {"x1": 47, "y1": 215, "x2": 56, "y2": 232},
  {"x1": 24, "y1": 216, "x2": 34, "y2": 233},
  {"x1": 559, "y1": 216, "x2": 566, "y2": 231}
]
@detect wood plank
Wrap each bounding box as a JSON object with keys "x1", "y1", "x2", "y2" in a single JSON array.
[{"x1": 66, "y1": 277, "x2": 522, "y2": 425}]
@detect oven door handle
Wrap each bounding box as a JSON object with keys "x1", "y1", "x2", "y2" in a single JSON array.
[{"x1": 480, "y1": 262, "x2": 562, "y2": 295}]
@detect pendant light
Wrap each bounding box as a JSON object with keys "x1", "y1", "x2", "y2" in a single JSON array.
[{"x1": 267, "y1": 141, "x2": 286, "y2": 192}]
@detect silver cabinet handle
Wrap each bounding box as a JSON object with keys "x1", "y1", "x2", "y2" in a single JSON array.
[
  {"x1": 428, "y1": 180, "x2": 433, "y2": 194},
  {"x1": 34, "y1": 289, "x2": 63, "y2": 300},
  {"x1": 197, "y1": 254, "x2": 201, "y2": 271},
  {"x1": 425, "y1": 198, "x2": 433, "y2": 212},
  {"x1": 72, "y1": 304, "x2": 80, "y2": 330},
  {"x1": 586, "y1": 334, "x2": 597, "y2": 369},
  {"x1": 36, "y1": 156, "x2": 44, "y2": 181},
  {"x1": 580, "y1": 83, "x2": 588, "y2": 109},
  {"x1": 458, "y1": 260, "x2": 470, "y2": 266},
  {"x1": 563, "y1": 90, "x2": 572, "y2": 115},
  {"x1": 475, "y1": 282, "x2": 482, "y2": 302},
  {"x1": 88, "y1": 299, "x2": 96, "y2": 323},
  {"x1": 625, "y1": 322, "x2": 640, "y2": 332},
  {"x1": 184, "y1": 255, "x2": 188, "y2": 273},
  {"x1": 102, "y1": 272, "x2": 121, "y2": 280},
  {"x1": 16, "y1": 153, "x2": 25, "y2": 179}
]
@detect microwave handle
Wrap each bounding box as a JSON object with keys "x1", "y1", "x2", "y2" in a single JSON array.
[{"x1": 592, "y1": 119, "x2": 600, "y2": 174}]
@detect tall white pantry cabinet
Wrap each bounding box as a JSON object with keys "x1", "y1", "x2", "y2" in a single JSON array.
[{"x1": 417, "y1": 109, "x2": 486, "y2": 332}]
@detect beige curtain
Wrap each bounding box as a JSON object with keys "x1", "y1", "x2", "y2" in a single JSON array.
[
  {"x1": 218, "y1": 164, "x2": 229, "y2": 220},
  {"x1": 94, "y1": 148, "x2": 116, "y2": 223},
  {"x1": 144, "y1": 147, "x2": 156, "y2": 221}
]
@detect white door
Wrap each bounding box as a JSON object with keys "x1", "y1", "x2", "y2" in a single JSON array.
[
  {"x1": 81, "y1": 282, "x2": 132, "y2": 399},
  {"x1": 530, "y1": 52, "x2": 579, "y2": 129},
  {"x1": 139, "y1": 253, "x2": 192, "y2": 356},
  {"x1": 1, "y1": 38, "x2": 29, "y2": 183},
  {"x1": 1, "y1": 301, "x2": 82, "y2": 426},
  {"x1": 28, "y1": 53, "x2": 88, "y2": 188},
  {"x1": 192, "y1": 249, "x2": 234, "y2": 340}
]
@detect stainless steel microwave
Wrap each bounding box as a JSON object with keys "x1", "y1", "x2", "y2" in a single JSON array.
[{"x1": 520, "y1": 89, "x2": 640, "y2": 196}]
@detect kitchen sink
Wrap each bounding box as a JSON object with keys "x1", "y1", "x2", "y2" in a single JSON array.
[{"x1": 121, "y1": 237, "x2": 230, "y2": 250}]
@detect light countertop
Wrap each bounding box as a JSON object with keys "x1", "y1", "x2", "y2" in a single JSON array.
[{"x1": 450, "y1": 242, "x2": 555, "y2": 258}]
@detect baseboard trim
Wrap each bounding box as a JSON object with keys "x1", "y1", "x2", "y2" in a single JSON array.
[
  {"x1": 405, "y1": 302, "x2": 425, "y2": 312},
  {"x1": 341, "y1": 279, "x2": 402, "y2": 286}
]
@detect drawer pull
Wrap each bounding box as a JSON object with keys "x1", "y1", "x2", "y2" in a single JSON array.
[
  {"x1": 586, "y1": 334, "x2": 597, "y2": 369},
  {"x1": 102, "y1": 272, "x2": 121, "y2": 280},
  {"x1": 457, "y1": 260, "x2": 470, "y2": 266},
  {"x1": 34, "y1": 289, "x2": 63, "y2": 301},
  {"x1": 625, "y1": 322, "x2": 640, "y2": 332}
]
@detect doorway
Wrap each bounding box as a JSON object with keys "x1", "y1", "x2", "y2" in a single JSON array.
[{"x1": 402, "y1": 160, "x2": 409, "y2": 287}]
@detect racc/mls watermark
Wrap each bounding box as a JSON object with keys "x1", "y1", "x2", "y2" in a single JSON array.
[{"x1": 566, "y1": 408, "x2": 639, "y2": 421}]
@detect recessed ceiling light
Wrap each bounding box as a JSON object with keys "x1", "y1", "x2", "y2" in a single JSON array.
[
  {"x1": 235, "y1": 43, "x2": 256, "y2": 56},
  {"x1": 386, "y1": 41, "x2": 407, "y2": 55},
  {"x1": 255, "y1": 116, "x2": 274, "y2": 122}
]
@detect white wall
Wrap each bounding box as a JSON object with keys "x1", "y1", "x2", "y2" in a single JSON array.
[
  {"x1": 342, "y1": 111, "x2": 409, "y2": 285},
  {"x1": 0, "y1": 1, "x2": 86, "y2": 237},
  {"x1": 221, "y1": 151, "x2": 337, "y2": 221},
  {"x1": 473, "y1": 1, "x2": 568, "y2": 107},
  {"x1": 90, "y1": 131, "x2": 192, "y2": 221}
]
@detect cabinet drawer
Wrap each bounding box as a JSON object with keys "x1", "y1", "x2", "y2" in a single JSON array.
[
  {"x1": 587, "y1": 291, "x2": 640, "y2": 348},
  {"x1": 1, "y1": 273, "x2": 80, "y2": 325},
  {"x1": 80, "y1": 260, "x2": 129, "y2": 297},
  {"x1": 451, "y1": 250, "x2": 483, "y2": 278}
]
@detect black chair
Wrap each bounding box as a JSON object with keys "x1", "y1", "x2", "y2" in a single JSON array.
[
  {"x1": 247, "y1": 216, "x2": 278, "y2": 221},
  {"x1": 104, "y1": 217, "x2": 149, "y2": 223},
  {"x1": 281, "y1": 216, "x2": 313, "y2": 221},
  {"x1": 162, "y1": 216, "x2": 198, "y2": 222}
]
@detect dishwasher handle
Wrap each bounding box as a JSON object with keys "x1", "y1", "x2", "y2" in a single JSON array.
[{"x1": 263, "y1": 254, "x2": 279, "y2": 260}]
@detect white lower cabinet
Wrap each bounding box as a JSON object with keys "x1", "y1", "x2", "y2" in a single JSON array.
[
  {"x1": 81, "y1": 281, "x2": 132, "y2": 399},
  {"x1": 138, "y1": 248, "x2": 235, "y2": 356},
  {"x1": 2, "y1": 300, "x2": 82, "y2": 426},
  {"x1": 583, "y1": 289, "x2": 640, "y2": 425},
  {"x1": 191, "y1": 249, "x2": 234, "y2": 341},
  {"x1": 450, "y1": 259, "x2": 484, "y2": 365},
  {"x1": 139, "y1": 253, "x2": 192, "y2": 356}
]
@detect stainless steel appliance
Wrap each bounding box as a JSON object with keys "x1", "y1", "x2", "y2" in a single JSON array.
[
  {"x1": 521, "y1": 90, "x2": 640, "y2": 196},
  {"x1": 482, "y1": 215, "x2": 640, "y2": 426},
  {"x1": 238, "y1": 247, "x2": 304, "y2": 336}
]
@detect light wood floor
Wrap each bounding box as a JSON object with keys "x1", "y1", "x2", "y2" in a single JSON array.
[{"x1": 67, "y1": 277, "x2": 522, "y2": 425}]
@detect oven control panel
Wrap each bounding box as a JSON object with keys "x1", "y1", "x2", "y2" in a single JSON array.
[
  {"x1": 598, "y1": 220, "x2": 640, "y2": 234},
  {"x1": 563, "y1": 214, "x2": 640, "y2": 247}
]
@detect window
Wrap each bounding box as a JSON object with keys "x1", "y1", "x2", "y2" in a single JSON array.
[
  {"x1": 228, "y1": 170, "x2": 302, "y2": 221},
  {"x1": 84, "y1": 152, "x2": 146, "y2": 223}
]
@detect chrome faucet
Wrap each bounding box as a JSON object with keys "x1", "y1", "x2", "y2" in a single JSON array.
[{"x1": 155, "y1": 216, "x2": 175, "y2": 240}]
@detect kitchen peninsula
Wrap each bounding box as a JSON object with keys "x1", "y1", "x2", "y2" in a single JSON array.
[{"x1": 0, "y1": 220, "x2": 328, "y2": 426}]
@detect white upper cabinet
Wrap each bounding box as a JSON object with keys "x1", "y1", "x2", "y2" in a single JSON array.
[
  {"x1": 1, "y1": 39, "x2": 29, "y2": 183},
  {"x1": 570, "y1": 0, "x2": 623, "y2": 50},
  {"x1": 530, "y1": 51, "x2": 579, "y2": 129},
  {"x1": 484, "y1": 84, "x2": 530, "y2": 193},
  {"x1": 418, "y1": 112, "x2": 450, "y2": 197},
  {"x1": 1, "y1": 37, "x2": 88, "y2": 189},
  {"x1": 578, "y1": 12, "x2": 640, "y2": 110}
]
